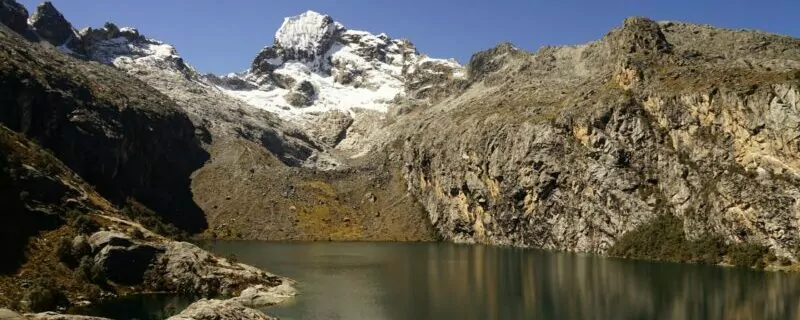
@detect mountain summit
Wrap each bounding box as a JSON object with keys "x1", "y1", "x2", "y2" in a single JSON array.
[
  {"x1": 273, "y1": 10, "x2": 343, "y2": 63},
  {"x1": 215, "y1": 10, "x2": 463, "y2": 121}
]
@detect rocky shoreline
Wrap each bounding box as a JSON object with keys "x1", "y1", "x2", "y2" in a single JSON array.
[{"x1": 1, "y1": 220, "x2": 297, "y2": 320}]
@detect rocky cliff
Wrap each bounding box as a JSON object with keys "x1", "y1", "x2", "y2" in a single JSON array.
[
  {"x1": 0, "y1": 7, "x2": 210, "y2": 233},
  {"x1": 0, "y1": 124, "x2": 293, "y2": 318},
  {"x1": 397, "y1": 17, "x2": 800, "y2": 264}
]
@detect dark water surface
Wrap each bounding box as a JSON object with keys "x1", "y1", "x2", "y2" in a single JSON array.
[{"x1": 81, "y1": 241, "x2": 800, "y2": 319}]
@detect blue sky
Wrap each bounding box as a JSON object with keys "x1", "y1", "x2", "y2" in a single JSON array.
[{"x1": 18, "y1": 0, "x2": 800, "y2": 74}]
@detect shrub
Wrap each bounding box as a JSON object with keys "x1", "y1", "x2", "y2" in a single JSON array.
[
  {"x1": 130, "y1": 228, "x2": 145, "y2": 239},
  {"x1": 25, "y1": 278, "x2": 68, "y2": 312},
  {"x1": 608, "y1": 214, "x2": 772, "y2": 267},
  {"x1": 71, "y1": 215, "x2": 99, "y2": 235},
  {"x1": 57, "y1": 236, "x2": 91, "y2": 269},
  {"x1": 55, "y1": 237, "x2": 76, "y2": 268},
  {"x1": 121, "y1": 198, "x2": 187, "y2": 240},
  {"x1": 75, "y1": 256, "x2": 105, "y2": 285},
  {"x1": 728, "y1": 243, "x2": 769, "y2": 269},
  {"x1": 689, "y1": 235, "x2": 727, "y2": 264},
  {"x1": 608, "y1": 214, "x2": 693, "y2": 262},
  {"x1": 226, "y1": 253, "x2": 239, "y2": 264}
]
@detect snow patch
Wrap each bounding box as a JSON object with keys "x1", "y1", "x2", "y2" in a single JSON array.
[{"x1": 220, "y1": 59, "x2": 402, "y2": 121}]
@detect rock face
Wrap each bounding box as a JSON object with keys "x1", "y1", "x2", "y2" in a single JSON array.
[
  {"x1": 0, "y1": 0, "x2": 26, "y2": 34},
  {"x1": 398, "y1": 18, "x2": 800, "y2": 261},
  {"x1": 0, "y1": 122, "x2": 294, "y2": 318},
  {"x1": 283, "y1": 80, "x2": 316, "y2": 106},
  {"x1": 0, "y1": 21, "x2": 209, "y2": 232},
  {"x1": 28, "y1": 1, "x2": 75, "y2": 46},
  {"x1": 0, "y1": 124, "x2": 89, "y2": 274}
]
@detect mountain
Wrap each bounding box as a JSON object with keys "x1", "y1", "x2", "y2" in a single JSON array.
[
  {"x1": 3, "y1": 0, "x2": 439, "y2": 242},
  {"x1": 216, "y1": 11, "x2": 462, "y2": 116},
  {"x1": 2, "y1": 4, "x2": 800, "y2": 314},
  {"x1": 25, "y1": 6, "x2": 463, "y2": 158},
  {"x1": 0, "y1": 2, "x2": 296, "y2": 317},
  {"x1": 397, "y1": 17, "x2": 800, "y2": 264}
]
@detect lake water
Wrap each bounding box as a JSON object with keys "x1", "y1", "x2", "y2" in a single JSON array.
[{"x1": 79, "y1": 241, "x2": 800, "y2": 320}]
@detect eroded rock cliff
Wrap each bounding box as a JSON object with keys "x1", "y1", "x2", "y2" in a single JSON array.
[
  {"x1": 398, "y1": 18, "x2": 800, "y2": 264},
  {"x1": 0, "y1": 23, "x2": 209, "y2": 232}
]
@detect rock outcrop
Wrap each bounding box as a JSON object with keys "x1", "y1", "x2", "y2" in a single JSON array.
[
  {"x1": 0, "y1": 20, "x2": 209, "y2": 232},
  {"x1": 0, "y1": 123, "x2": 293, "y2": 317},
  {"x1": 397, "y1": 18, "x2": 800, "y2": 263},
  {"x1": 81, "y1": 229, "x2": 293, "y2": 297},
  {"x1": 24, "y1": 312, "x2": 110, "y2": 320},
  {"x1": 166, "y1": 282, "x2": 296, "y2": 320},
  {"x1": 28, "y1": 1, "x2": 75, "y2": 47},
  {"x1": 0, "y1": 0, "x2": 26, "y2": 34},
  {"x1": 0, "y1": 309, "x2": 112, "y2": 320},
  {"x1": 167, "y1": 299, "x2": 275, "y2": 320}
]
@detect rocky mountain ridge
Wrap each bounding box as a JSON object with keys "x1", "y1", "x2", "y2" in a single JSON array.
[{"x1": 20, "y1": 4, "x2": 462, "y2": 157}]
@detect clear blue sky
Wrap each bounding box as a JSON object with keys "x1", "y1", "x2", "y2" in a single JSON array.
[{"x1": 18, "y1": 0, "x2": 800, "y2": 74}]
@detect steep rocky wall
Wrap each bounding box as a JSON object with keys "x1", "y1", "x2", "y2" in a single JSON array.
[
  {"x1": 399, "y1": 18, "x2": 800, "y2": 261},
  {"x1": 0, "y1": 124, "x2": 294, "y2": 316},
  {"x1": 0, "y1": 25, "x2": 209, "y2": 232}
]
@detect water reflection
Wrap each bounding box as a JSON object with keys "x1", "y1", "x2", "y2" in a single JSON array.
[{"x1": 83, "y1": 242, "x2": 800, "y2": 320}]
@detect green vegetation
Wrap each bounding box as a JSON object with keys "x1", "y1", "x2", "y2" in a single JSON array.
[
  {"x1": 609, "y1": 214, "x2": 772, "y2": 269},
  {"x1": 121, "y1": 197, "x2": 187, "y2": 240},
  {"x1": 56, "y1": 237, "x2": 77, "y2": 268},
  {"x1": 75, "y1": 256, "x2": 106, "y2": 286},
  {"x1": 69, "y1": 214, "x2": 100, "y2": 235},
  {"x1": 728, "y1": 243, "x2": 770, "y2": 269},
  {"x1": 24, "y1": 278, "x2": 68, "y2": 312}
]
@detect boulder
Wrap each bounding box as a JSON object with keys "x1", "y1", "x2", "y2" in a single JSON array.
[
  {"x1": 24, "y1": 312, "x2": 111, "y2": 320},
  {"x1": 87, "y1": 231, "x2": 132, "y2": 251},
  {"x1": 0, "y1": 309, "x2": 24, "y2": 320},
  {"x1": 70, "y1": 235, "x2": 90, "y2": 258},
  {"x1": 167, "y1": 299, "x2": 275, "y2": 320},
  {"x1": 233, "y1": 283, "x2": 297, "y2": 308},
  {"x1": 271, "y1": 72, "x2": 296, "y2": 89},
  {"x1": 94, "y1": 244, "x2": 163, "y2": 285},
  {"x1": 309, "y1": 110, "x2": 353, "y2": 148}
]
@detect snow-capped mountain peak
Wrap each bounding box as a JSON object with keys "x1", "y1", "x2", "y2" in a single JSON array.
[
  {"x1": 26, "y1": 3, "x2": 464, "y2": 153},
  {"x1": 274, "y1": 10, "x2": 343, "y2": 62},
  {"x1": 212, "y1": 10, "x2": 464, "y2": 124}
]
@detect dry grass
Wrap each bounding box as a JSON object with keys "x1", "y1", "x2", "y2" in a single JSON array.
[{"x1": 191, "y1": 138, "x2": 437, "y2": 242}]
